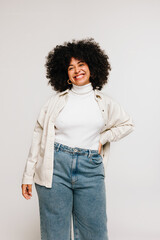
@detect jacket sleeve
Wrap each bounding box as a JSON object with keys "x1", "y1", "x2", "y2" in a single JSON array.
[
  {"x1": 21, "y1": 98, "x2": 50, "y2": 185},
  {"x1": 99, "y1": 97, "x2": 135, "y2": 145}
]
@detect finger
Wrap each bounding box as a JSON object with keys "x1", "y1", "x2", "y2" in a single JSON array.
[
  {"x1": 98, "y1": 142, "x2": 102, "y2": 154},
  {"x1": 22, "y1": 184, "x2": 27, "y2": 195},
  {"x1": 22, "y1": 185, "x2": 32, "y2": 200},
  {"x1": 98, "y1": 145, "x2": 101, "y2": 154},
  {"x1": 22, "y1": 186, "x2": 30, "y2": 199},
  {"x1": 28, "y1": 184, "x2": 32, "y2": 196}
]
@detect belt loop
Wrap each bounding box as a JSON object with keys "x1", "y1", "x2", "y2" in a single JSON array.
[
  {"x1": 57, "y1": 142, "x2": 61, "y2": 152},
  {"x1": 88, "y1": 149, "x2": 92, "y2": 158}
]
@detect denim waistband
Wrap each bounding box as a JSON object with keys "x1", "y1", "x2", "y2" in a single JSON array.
[{"x1": 54, "y1": 141, "x2": 98, "y2": 155}]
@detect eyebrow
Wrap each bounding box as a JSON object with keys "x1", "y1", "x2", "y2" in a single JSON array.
[{"x1": 68, "y1": 60, "x2": 85, "y2": 67}]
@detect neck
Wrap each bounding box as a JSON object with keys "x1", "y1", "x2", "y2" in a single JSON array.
[{"x1": 71, "y1": 82, "x2": 93, "y2": 95}]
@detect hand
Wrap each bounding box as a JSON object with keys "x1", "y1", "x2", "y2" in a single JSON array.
[
  {"x1": 21, "y1": 184, "x2": 32, "y2": 200},
  {"x1": 98, "y1": 141, "x2": 102, "y2": 154}
]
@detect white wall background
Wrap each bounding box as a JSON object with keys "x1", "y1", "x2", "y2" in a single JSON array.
[{"x1": 0, "y1": 0, "x2": 160, "y2": 239}]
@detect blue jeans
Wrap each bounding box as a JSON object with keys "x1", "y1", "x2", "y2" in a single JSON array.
[{"x1": 35, "y1": 141, "x2": 109, "y2": 240}]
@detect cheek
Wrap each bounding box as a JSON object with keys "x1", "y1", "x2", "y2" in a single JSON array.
[
  {"x1": 83, "y1": 66, "x2": 90, "y2": 74},
  {"x1": 86, "y1": 68, "x2": 90, "y2": 76},
  {"x1": 68, "y1": 71, "x2": 72, "y2": 78}
]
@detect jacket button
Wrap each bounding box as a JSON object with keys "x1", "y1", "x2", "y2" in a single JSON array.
[{"x1": 102, "y1": 110, "x2": 104, "y2": 112}]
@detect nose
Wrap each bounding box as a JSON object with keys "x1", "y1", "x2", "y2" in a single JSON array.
[{"x1": 74, "y1": 65, "x2": 80, "y2": 74}]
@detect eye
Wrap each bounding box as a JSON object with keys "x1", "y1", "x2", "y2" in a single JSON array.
[
  {"x1": 68, "y1": 67, "x2": 73, "y2": 71},
  {"x1": 79, "y1": 63, "x2": 84, "y2": 66}
]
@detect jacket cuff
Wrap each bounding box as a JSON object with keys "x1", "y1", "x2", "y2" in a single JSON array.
[
  {"x1": 99, "y1": 131, "x2": 111, "y2": 145},
  {"x1": 99, "y1": 124, "x2": 135, "y2": 145},
  {"x1": 22, "y1": 176, "x2": 33, "y2": 185}
]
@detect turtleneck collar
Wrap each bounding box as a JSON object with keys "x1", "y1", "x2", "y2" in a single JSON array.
[{"x1": 71, "y1": 82, "x2": 93, "y2": 95}]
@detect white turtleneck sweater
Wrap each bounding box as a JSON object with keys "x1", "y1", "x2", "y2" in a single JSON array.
[{"x1": 54, "y1": 82, "x2": 105, "y2": 150}]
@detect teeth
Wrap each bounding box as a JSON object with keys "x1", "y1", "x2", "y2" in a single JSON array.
[{"x1": 75, "y1": 74, "x2": 84, "y2": 79}]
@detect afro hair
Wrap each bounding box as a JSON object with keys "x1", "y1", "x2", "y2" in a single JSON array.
[{"x1": 45, "y1": 37, "x2": 111, "y2": 92}]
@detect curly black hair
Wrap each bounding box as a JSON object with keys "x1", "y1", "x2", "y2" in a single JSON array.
[{"x1": 45, "y1": 38, "x2": 111, "y2": 92}]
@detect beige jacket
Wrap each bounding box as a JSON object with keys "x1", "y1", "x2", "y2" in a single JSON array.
[{"x1": 22, "y1": 88, "x2": 135, "y2": 188}]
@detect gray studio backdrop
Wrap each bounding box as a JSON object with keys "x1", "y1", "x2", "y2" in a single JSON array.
[{"x1": 0, "y1": 0, "x2": 160, "y2": 240}]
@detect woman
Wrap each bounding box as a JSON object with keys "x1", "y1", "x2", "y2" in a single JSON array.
[{"x1": 21, "y1": 38, "x2": 134, "y2": 240}]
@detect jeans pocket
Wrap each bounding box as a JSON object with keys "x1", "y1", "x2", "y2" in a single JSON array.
[{"x1": 90, "y1": 152, "x2": 103, "y2": 165}]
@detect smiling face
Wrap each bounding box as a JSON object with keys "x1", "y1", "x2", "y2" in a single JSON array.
[{"x1": 67, "y1": 57, "x2": 91, "y2": 86}]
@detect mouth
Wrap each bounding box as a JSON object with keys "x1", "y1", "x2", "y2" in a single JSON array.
[{"x1": 74, "y1": 73, "x2": 85, "y2": 80}]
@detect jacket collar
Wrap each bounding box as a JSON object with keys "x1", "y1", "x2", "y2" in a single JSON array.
[
  {"x1": 59, "y1": 88, "x2": 102, "y2": 99},
  {"x1": 59, "y1": 88, "x2": 70, "y2": 96}
]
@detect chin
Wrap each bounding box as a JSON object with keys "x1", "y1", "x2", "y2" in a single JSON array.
[
  {"x1": 73, "y1": 79, "x2": 89, "y2": 86},
  {"x1": 77, "y1": 82, "x2": 86, "y2": 86}
]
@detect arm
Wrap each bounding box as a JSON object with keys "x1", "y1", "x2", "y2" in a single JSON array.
[
  {"x1": 21, "y1": 111, "x2": 44, "y2": 184},
  {"x1": 99, "y1": 97, "x2": 135, "y2": 145},
  {"x1": 21, "y1": 112, "x2": 44, "y2": 200},
  {"x1": 21, "y1": 98, "x2": 50, "y2": 185}
]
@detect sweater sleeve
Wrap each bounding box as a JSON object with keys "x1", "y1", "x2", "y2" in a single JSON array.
[{"x1": 99, "y1": 97, "x2": 135, "y2": 145}]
